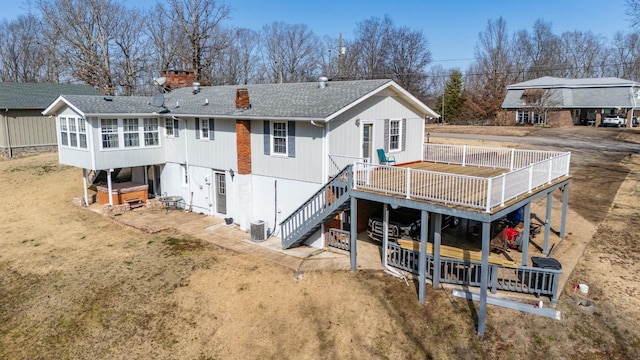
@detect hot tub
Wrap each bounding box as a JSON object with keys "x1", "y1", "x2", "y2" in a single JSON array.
[{"x1": 96, "y1": 181, "x2": 148, "y2": 205}]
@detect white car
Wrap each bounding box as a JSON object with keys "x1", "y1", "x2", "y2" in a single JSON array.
[{"x1": 602, "y1": 115, "x2": 627, "y2": 127}]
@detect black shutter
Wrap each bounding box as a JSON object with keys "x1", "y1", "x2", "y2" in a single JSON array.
[
  {"x1": 174, "y1": 119, "x2": 179, "y2": 137},
  {"x1": 263, "y1": 120, "x2": 270, "y2": 155},
  {"x1": 401, "y1": 118, "x2": 406, "y2": 151},
  {"x1": 384, "y1": 119, "x2": 389, "y2": 152},
  {"x1": 209, "y1": 118, "x2": 214, "y2": 140},
  {"x1": 288, "y1": 121, "x2": 295, "y2": 158},
  {"x1": 195, "y1": 118, "x2": 200, "y2": 139}
]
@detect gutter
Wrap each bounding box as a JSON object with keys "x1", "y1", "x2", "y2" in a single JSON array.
[{"x1": 4, "y1": 109, "x2": 11, "y2": 159}]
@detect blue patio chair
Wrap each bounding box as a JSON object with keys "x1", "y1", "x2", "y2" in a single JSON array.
[{"x1": 377, "y1": 149, "x2": 396, "y2": 165}]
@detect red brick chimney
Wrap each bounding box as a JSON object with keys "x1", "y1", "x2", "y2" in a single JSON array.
[
  {"x1": 236, "y1": 88, "x2": 251, "y2": 110},
  {"x1": 236, "y1": 120, "x2": 252, "y2": 175},
  {"x1": 161, "y1": 70, "x2": 195, "y2": 90}
]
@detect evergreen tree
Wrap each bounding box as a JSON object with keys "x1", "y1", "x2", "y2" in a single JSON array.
[{"x1": 437, "y1": 70, "x2": 464, "y2": 123}]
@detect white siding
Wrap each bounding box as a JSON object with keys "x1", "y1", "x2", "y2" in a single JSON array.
[
  {"x1": 57, "y1": 107, "x2": 93, "y2": 169},
  {"x1": 251, "y1": 120, "x2": 324, "y2": 183},
  {"x1": 329, "y1": 94, "x2": 424, "y2": 165},
  {"x1": 185, "y1": 117, "x2": 237, "y2": 170}
]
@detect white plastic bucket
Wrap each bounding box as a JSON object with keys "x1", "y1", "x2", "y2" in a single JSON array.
[{"x1": 578, "y1": 284, "x2": 589, "y2": 294}]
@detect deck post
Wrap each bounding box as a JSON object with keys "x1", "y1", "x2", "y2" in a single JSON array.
[
  {"x1": 432, "y1": 213, "x2": 442, "y2": 289},
  {"x1": 543, "y1": 192, "x2": 552, "y2": 255},
  {"x1": 350, "y1": 196, "x2": 357, "y2": 271},
  {"x1": 418, "y1": 210, "x2": 428, "y2": 303},
  {"x1": 509, "y1": 148, "x2": 515, "y2": 171},
  {"x1": 462, "y1": 145, "x2": 467, "y2": 166},
  {"x1": 560, "y1": 183, "x2": 570, "y2": 238},
  {"x1": 528, "y1": 165, "x2": 533, "y2": 193},
  {"x1": 82, "y1": 169, "x2": 89, "y2": 207},
  {"x1": 405, "y1": 167, "x2": 411, "y2": 199},
  {"x1": 350, "y1": 163, "x2": 357, "y2": 190},
  {"x1": 107, "y1": 169, "x2": 114, "y2": 207},
  {"x1": 521, "y1": 202, "x2": 531, "y2": 266},
  {"x1": 478, "y1": 221, "x2": 490, "y2": 337},
  {"x1": 500, "y1": 173, "x2": 506, "y2": 206},
  {"x1": 547, "y1": 158, "x2": 553, "y2": 184},
  {"x1": 485, "y1": 177, "x2": 492, "y2": 213}
]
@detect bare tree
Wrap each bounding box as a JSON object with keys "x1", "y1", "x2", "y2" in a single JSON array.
[
  {"x1": 260, "y1": 22, "x2": 319, "y2": 83},
  {"x1": 353, "y1": 15, "x2": 393, "y2": 79},
  {"x1": 162, "y1": 0, "x2": 232, "y2": 85},
  {"x1": 113, "y1": 8, "x2": 153, "y2": 95},
  {"x1": 386, "y1": 26, "x2": 431, "y2": 97},
  {"x1": 39, "y1": 0, "x2": 123, "y2": 94},
  {"x1": 465, "y1": 17, "x2": 518, "y2": 121},
  {"x1": 147, "y1": 3, "x2": 189, "y2": 74},
  {"x1": 514, "y1": 20, "x2": 562, "y2": 79},
  {"x1": 0, "y1": 14, "x2": 51, "y2": 82},
  {"x1": 211, "y1": 28, "x2": 260, "y2": 85},
  {"x1": 610, "y1": 32, "x2": 640, "y2": 80},
  {"x1": 559, "y1": 31, "x2": 607, "y2": 78},
  {"x1": 520, "y1": 88, "x2": 561, "y2": 124}
]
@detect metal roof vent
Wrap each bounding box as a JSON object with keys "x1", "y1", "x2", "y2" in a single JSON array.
[{"x1": 318, "y1": 76, "x2": 328, "y2": 89}]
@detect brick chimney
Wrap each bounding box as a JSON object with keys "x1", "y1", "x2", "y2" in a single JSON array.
[
  {"x1": 161, "y1": 70, "x2": 195, "y2": 90},
  {"x1": 236, "y1": 88, "x2": 251, "y2": 110}
]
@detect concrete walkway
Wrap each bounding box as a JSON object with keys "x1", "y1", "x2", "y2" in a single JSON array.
[{"x1": 96, "y1": 205, "x2": 383, "y2": 273}]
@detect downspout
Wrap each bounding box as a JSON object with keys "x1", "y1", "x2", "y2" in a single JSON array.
[{"x1": 4, "y1": 109, "x2": 12, "y2": 159}]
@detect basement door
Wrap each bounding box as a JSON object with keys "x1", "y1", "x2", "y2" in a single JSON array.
[{"x1": 215, "y1": 172, "x2": 227, "y2": 214}]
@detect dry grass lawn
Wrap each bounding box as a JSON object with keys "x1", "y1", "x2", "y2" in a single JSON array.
[{"x1": 1, "y1": 127, "x2": 639, "y2": 359}]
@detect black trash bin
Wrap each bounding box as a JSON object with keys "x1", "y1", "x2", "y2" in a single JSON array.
[{"x1": 530, "y1": 257, "x2": 562, "y2": 295}]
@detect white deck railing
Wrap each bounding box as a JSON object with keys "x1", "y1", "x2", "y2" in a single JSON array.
[
  {"x1": 351, "y1": 144, "x2": 570, "y2": 212},
  {"x1": 328, "y1": 154, "x2": 369, "y2": 178},
  {"x1": 423, "y1": 143, "x2": 567, "y2": 171}
]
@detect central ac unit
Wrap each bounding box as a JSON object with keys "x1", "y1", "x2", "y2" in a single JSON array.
[{"x1": 250, "y1": 220, "x2": 267, "y2": 242}]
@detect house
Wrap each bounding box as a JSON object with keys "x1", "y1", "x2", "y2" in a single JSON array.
[
  {"x1": 0, "y1": 83, "x2": 100, "y2": 158},
  {"x1": 42, "y1": 77, "x2": 439, "y2": 245},
  {"x1": 43, "y1": 77, "x2": 573, "y2": 336},
  {"x1": 501, "y1": 76, "x2": 640, "y2": 127}
]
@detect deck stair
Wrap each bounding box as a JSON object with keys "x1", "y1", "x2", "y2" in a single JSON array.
[
  {"x1": 88, "y1": 168, "x2": 122, "y2": 189},
  {"x1": 281, "y1": 165, "x2": 353, "y2": 249}
]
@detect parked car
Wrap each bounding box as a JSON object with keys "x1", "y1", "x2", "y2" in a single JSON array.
[
  {"x1": 602, "y1": 115, "x2": 627, "y2": 127},
  {"x1": 367, "y1": 207, "x2": 459, "y2": 242}
]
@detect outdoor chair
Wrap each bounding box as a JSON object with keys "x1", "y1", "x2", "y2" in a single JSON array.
[{"x1": 377, "y1": 149, "x2": 396, "y2": 165}]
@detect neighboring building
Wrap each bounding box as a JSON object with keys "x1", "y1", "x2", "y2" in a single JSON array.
[
  {"x1": 0, "y1": 83, "x2": 100, "y2": 158},
  {"x1": 501, "y1": 76, "x2": 640, "y2": 127},
  {"x1": 43, "y1": 78, "x2": 439, "y2": 246}
]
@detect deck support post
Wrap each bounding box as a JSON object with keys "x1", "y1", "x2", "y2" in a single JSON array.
[
  {"x1": 560, "y1": 183, "x2": 570, "y2": 238},
  {"x1": 405, "y1": 167, "x2": 411, "y2": 199},
  {"x1": 462, "y1": 145, "x2": 467, "y2": 166},
  {"x1": 509, "y1": 148, "x2": 515, "y2": 171},
  {"x1": 543, "y1": 192, "x2": 552, "y2": 255},
  {"x1": 478, "y1": 221, "x2": 490, "y2": 337},
  {"x1": 82, "y1": 169, "x2": 89, "y2": 207},
  {"x1": 418, "y1": 210, "x2": 428, "y2": 303},
  {"x1": 432, "y1": 213, "x2": 442, "y2": 289},
  {"x1": 350, "y1": 196, "x2": 357, "y2": 271},
  {"x1": 521, "y1": 202, "x2": 531, "y2": 266},
  {"x1": 107, "y1": 169, "x2": 114, "y2": 207}
]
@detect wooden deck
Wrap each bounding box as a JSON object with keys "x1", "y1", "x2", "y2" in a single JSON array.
[{"x1": 353, "y1": 161, "x2": 570, "y2": 215}]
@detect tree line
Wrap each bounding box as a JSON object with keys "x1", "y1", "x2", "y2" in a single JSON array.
[{"x1": 1, "y1": 0, "x2": 639, "y2": 122}]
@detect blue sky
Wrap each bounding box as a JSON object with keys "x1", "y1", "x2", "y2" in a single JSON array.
[{"x1": 1, "y1": 0, "x2": 634, "y2": 69}]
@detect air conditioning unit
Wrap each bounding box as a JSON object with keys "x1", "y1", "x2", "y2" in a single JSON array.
[{"x1": 250, "y1": 220, "x2": 267, "y2": 242}]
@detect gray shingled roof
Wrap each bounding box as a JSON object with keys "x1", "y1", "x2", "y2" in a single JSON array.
[
  {"x1": 502, "y1": 76, "x2": 640, "y2": 109},
  {"x1": 55, "y1": 79, "x2": 396, "y2": 120},
  {"x1": 507, "y1": 76, "x2": 639, "y2": 89},
  {"x1": 0, "y1": 83, "x2": 99, "y2": 109}
]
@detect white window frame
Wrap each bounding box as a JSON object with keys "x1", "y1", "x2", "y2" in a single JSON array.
[
  {"x1": 143, "y1": 118, "x2": 159, "y2": 146},
  {"x1": 101, "y1": 119, "x2": 119, "y2": 149},
  {"x1": 271, "y1": 121, "x2": 288, "y2": 156},
  {"x1": 123, "y1": 118, "x2": 140, "y2": 148},
  {"x1": 516, "y1": 110, "x2": 530, "y2": 124},
  {"x1": 388, "y1": 119, "x2": 401, "y2": 152},
  {"x1": 59, "y1": 117, "x2": 68, "y2": 146},
  {"x1": 166, "y1": 118, "x2": 174, "y2": 137},
  {"x1": 78, "y1": 118, "x2": 87, "y2": 148},
  {"x1": 200, "y1": 118, "x2": 210, "y2": 140}
]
